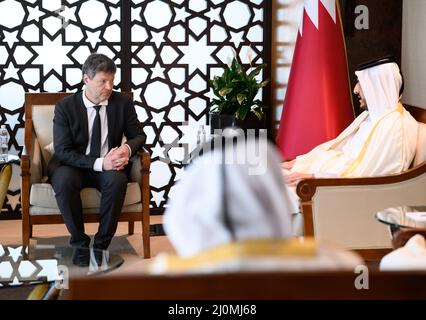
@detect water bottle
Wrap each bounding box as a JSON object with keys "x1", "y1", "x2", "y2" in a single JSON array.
[
  {"x1": 201, "y1": 125, "x2": 207, "y2": 144},
  {"x1": 0, "y1": 125, "x2": 8, "y2": 162},
  {"x1": 196, "y1": 126, "x2": 202, "y2": 146}
]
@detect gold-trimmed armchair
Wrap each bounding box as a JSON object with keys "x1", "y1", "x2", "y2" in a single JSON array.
[
  {"x1": 296, "y1": 105, "x2": 426, "y2": 260},
  {"x1": 22, "y1": 92, "x2": 151, "y2": 258}
]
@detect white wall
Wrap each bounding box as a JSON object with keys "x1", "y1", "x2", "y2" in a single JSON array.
[{"x1": 402, "y1": 0, "x2": 426, "y2": 108}]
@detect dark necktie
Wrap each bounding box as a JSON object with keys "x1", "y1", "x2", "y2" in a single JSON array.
[{"x1": 89, "y1": 105, "x2": 101, "y2": 158}]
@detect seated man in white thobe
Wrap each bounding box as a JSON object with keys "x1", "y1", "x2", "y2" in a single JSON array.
[{"x1": 282, "y1": 56, "x2": 419, "y2": 235}]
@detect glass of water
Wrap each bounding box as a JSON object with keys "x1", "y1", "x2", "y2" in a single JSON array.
[{"x1": 0, "y1": 143, "x2": 8, "y2": 162}]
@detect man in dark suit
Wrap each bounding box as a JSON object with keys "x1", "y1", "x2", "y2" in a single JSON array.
[{"x1": 48, "y1": 53, "x2": 146, "y2": 251}]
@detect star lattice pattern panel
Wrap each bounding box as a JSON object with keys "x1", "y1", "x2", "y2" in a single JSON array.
[
  {"x1": 0, "y1": 244, "x2": 60, "y2": 286},
  {"x1": 131, "y1": 0, "x2": 266, "y2": 208},
  {"x1": 0, "y1": 0, "x2": 122, "y2": 218}
]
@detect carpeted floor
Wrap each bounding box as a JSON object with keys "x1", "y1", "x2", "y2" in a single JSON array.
[{"x1": 0, "y1": 217, "x2": 175, "y2": 299}]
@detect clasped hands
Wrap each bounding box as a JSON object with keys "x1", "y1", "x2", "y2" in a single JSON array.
[
  {"x1": 102, "y1": 145, "x2": 130, "y2": 171},
  {"x1": 281, "y1": 160, "x2": 313, "y2": 187}
]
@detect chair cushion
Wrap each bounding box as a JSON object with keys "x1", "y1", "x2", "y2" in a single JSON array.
[
  {"x1": 32, "y1": 104, "x2": 55, "y2": 165},
  {"x1": 30, "y1": 203, "x2": 143, "y2": 216},
  {"x1": 413, "y1": 122, "x2": 426, "y2": 166},
  {"x1": 44, "y1": 141, "x2": 54, "y2": 155},
  {"x1": 29, "y1": 182, "x2": 141, "y2": 209}
]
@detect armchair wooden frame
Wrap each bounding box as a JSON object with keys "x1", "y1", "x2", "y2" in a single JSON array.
[
  {"x1": 22, "y1": 92, "x2": 151, "y2": 258},
  {"x1": 296, "y1": 105, "x2": 426, "y2": 260}
]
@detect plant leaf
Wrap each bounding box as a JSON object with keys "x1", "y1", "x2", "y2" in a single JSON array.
[
  {"x1": 248, "y1": 64, "x2": 266, "y2": 79},
  {"x1": 219, "y1": 87, "x2": 233, "y2": 96},
  {"x1": 237, "y1": 93, "x2": 246, "y2": 105},
  {"x1": 253, "y1": 109, "x2": 263, "y2": 120},
  {"x1": 235, "y1": 104, "x2": 249, "y2": 120},
  {"x1": 231, "y1": 57, "x2": 238, "y2": 71},
  {"x1": 261, "y1": 79, "x2": 270, "y2": 87}
]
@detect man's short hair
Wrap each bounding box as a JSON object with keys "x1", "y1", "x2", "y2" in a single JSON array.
[
  {"x1": 82, "y1": 53, "x2": 116, "y2": 79},
  {"x1": 355, "y1": 55, "x2": 404, "y2": 96}
]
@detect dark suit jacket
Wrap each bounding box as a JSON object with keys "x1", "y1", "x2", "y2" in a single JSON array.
[{"x1": 48, "y1": 91, "x2": 146, "y2": 174}]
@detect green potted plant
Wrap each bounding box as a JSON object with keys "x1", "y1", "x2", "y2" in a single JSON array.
[{"x1": 208, "y1": 55, "x2": 269, "y2": 132}]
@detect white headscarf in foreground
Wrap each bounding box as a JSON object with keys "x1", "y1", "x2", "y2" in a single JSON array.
[
  {"x1": 164, "y1": 136, "x2": 293, "y2": 258},
  {"x1": 291, "y1": 61, "x2": 418, "y2": 177},
  {"x1": 380, "y1": 234, "x2": 426, "y2": 271}
]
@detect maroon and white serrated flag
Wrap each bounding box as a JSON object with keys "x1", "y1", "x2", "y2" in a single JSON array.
[{"x1": 276, "y1": 0, "x2": 354, "y2": 160}]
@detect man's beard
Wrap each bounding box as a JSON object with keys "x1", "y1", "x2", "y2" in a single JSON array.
[
  {"x1": 359, "y1": 102, "x2": 368, "y2": 110},
  {"x1": 357, "y1": 95, "x2": 367, "y2": 110}
]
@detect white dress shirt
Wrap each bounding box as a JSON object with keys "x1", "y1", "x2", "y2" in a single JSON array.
[{"x1": 82, "y1": 90, "x2": 109, "y2": 171}]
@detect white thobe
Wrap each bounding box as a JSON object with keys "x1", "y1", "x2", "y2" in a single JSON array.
[{"x1": 285, "y1": 103, "x2": 418, "y2": 236}]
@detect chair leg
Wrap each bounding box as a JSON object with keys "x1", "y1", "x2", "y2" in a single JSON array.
[
  {"x1": 128, "y1": 221, "x2": 134, "y2": 235},
  {"x1": 142, "y1": 219, "x2": 151, "y2": 259},
  {"x1": 29, "y1": 225, "x2": 33, "y2": 238},
  {"x1": 23, "y1": 223, "x2": 30, "y2": 246}
]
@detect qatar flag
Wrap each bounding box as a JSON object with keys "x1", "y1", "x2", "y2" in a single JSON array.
[{"x1": 276, "y1": 0, "x2": 354, "y2": 160}]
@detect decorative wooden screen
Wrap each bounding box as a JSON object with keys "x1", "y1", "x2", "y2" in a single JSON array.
[{"x1": 0, "y1": 0, "x2": 271, "y2": 218}]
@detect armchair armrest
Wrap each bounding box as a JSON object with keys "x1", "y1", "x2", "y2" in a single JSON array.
[
  {"x1": 136, "y1": 148, "x2": 150, "y2": 219},
  {"x1": 21, "y1": 154, "x2": 30, "y2": 177},
  {"x1": 297, "y1": 161, "x2": 426, "y2": 203},
  {"x1": 129, "y1": 149, "x2": 150, "y2": 182},
  {"x1": 295, "y1": 162, "x2": 426, "y2": 250},
  {"x1": 138, "y1": 148, "x2": 151, "y2": 173},
  {"x1": 21, "y1": 154, "x2": 31, "y2": 224},
  {"x1": 130, "y1": 148, "x2": 150, "y2": 206}
]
